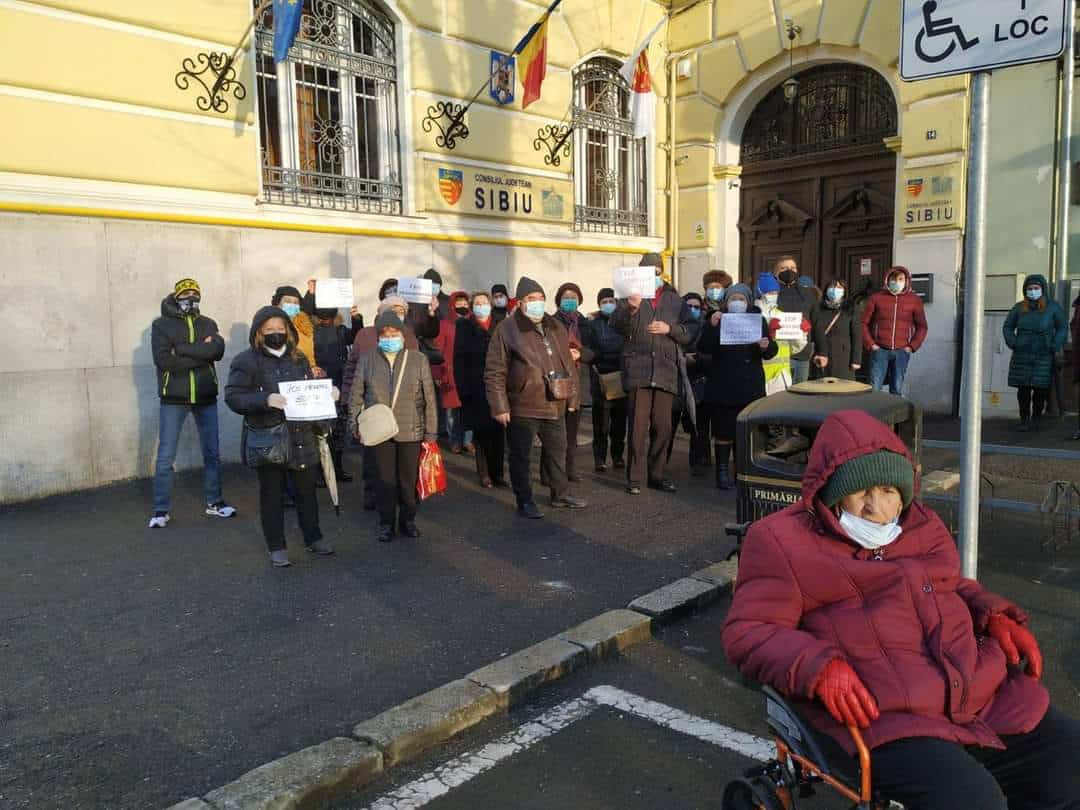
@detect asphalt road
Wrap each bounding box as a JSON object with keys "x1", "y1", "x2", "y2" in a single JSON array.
[
  {"x1": 2, "y1": 423, "x2": 1077, "y2": 809},
  {"x1": 0, "y1": 436, "x2": 730, "y2": 809}
]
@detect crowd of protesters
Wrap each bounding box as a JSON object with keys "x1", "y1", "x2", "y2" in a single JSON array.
[{"x1": 148, "y1": 253, "x2": 1080, "y2": 565}]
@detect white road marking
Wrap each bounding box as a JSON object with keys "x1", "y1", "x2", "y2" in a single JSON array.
[{"x1": 359, "y1": 685, "x2": 772, "y2": 810}]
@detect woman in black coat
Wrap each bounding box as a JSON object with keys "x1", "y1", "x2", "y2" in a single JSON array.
[
  {"x1": 810, "y1": 279, "x2": 863, "y2": 381},
  {"x1": 453, "y1": 292, "x2": 506, "y2": 488},
  {"x1": 226, "y1": 306, "x2": 337, "y2": 567},
  {"x1": 698, "y1": 283, "x2": 777, "y2": 490}
]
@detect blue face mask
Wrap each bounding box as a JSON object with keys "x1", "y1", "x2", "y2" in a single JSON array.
[
  {"x1": 600, "y1": 302, "x2": 616, "y2": 316},
  {"x1": 827, "y1": 287, "x2": 845, "y2": 302},
  {"x1": 887, "y1": 279, "x2": 905, "y2": 294},
  {"x1": 378, "y1": 336, "x2": 404, "y2": 354},
  {"x1": 1026, "y1": 287, "x2": 1043, "y2": 301},
  {"x1": 524, "y1": 300, "x2": 546, "y2": 321},
  {"x1": 687, "y1": 305, "x2": 702, "y2": 320},
  {"x1": 560, "y1": 298, "x2": 579, "y2": 313},
  {"x1": 430, "y1": 283, "x2": 441, "y2": 296},
  {"x1": 654, "y1": 275, "x2": 664, "y2": 291},
  {"x1": 473, "y1": 303, "x2": 492, "y2": 318},
  {"x1": 280, "y1": 303, "x2": 301, "y2": 318},
  {"x1": 707, "y1": 287, "x2": 725, "y2": 302}
]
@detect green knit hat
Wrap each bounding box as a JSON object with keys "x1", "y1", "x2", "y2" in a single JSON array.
[{"x1": 819, "y1": 450, "x2": 914, "y2": 509}]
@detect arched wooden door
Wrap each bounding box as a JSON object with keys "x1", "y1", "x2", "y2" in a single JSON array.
[{"x1": 738, "y1": 64, "x2": 898, "y2": 296}]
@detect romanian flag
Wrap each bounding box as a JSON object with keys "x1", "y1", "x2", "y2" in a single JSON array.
[{"x1": 517, "y1": 15, "x2": 550, "y2": 109}]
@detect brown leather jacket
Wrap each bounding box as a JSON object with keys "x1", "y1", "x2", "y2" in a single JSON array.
[{"x1": 484, "y1": 309, "x2": 579, "y2": 420}]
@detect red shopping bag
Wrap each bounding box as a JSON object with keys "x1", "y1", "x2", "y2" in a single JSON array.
[{"x1": 417, "y1": 440, "x2": 448, "y2": 501}]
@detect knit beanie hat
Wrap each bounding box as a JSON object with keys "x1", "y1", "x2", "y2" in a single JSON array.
[
  {"x1": 597, "y1": 287, "x2": 615, "y2": 304},
  {"x1": 272, "y1": 285, "x2": 303, "y2": 306},
  {"x1": 516, "y1": 276, "x2": 545, "y2": 299},
  {"x1": 702, "y1": 270, "x2": 732, "y2": 288},
  {"x1": 174, "y1": 278, "x2": 201, "y2": 298},
  {"x1": 377, "y1": 295, "x2": 407, "y2": 315},
  {"x1": 556, "y1": 282, "x2": 583, "y2": 304},
  {"x1": 639, "y1": 252, "x2": 663, "y2": 270},
  {"x1": 491, "y1": 283, "x2": 509, "y2": 298},
  {"x1": 756, "y1": 273, "x2": 781, "y2": 296},
  {"x1": 725, "y1": 283, "x2": 753, "y2": 305},
  {"x1": 375, "y1": 311, "x2": 404, "y2": 332},
  {"x1": 819, "y1": 450, "x2": 915, "y2": 509}
]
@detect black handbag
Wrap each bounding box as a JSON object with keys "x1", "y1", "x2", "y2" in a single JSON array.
[{"x1": 243, "y1": 420, "x2": 289, "y2": 468}]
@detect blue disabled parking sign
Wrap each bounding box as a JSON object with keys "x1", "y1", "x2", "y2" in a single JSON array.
[{"x1": 900, "y1": 0, "x2": 1068, "y2": 80}]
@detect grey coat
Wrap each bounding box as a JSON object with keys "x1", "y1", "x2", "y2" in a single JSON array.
[{"x1": 348, "y1": 347, "x2": 438, "y2": 443}]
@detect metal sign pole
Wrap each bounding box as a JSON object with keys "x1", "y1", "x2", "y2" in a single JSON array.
[
  {"x1": 1056, "y1": 0, "x2": 1076, "y2": 289},
  {"x1": 958, "y1": 70, "x2": 991, "y2": 579}
]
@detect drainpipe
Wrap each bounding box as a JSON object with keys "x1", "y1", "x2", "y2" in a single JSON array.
[
  {"x1": 670, "y1": 52, "x2": 679, "y2": 286},
  {"x1": 1054, "y1": 0, "x2": 1076, "y2": 291}
]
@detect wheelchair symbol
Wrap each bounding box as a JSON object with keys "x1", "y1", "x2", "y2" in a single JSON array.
[{"x1": 915, "y1": 0, "x2": 980, "y2": 63}]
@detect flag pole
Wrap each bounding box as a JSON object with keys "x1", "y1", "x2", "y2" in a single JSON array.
[
  {"x1": 439, "y1": 0, "x2": 564, "y2": 139},
  {"x1": 209, "y1": 0, "x2": 274, "y2": 105}
]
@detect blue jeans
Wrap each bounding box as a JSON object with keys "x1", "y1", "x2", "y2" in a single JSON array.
[
  {"x1": 447, "y1": 406, "x2": 473, "y2": 447},
  {"x1": 152, "y1": 402, "x2": 223, "y2": 513},
  {"x1": 869, "y1": 348, "x2": 911, "y2": 395},
  {"x1": 790, "y1": 358, "x2": 810, "y2": 385}
]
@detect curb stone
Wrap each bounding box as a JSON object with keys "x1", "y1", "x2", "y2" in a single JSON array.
[
  {"x1": 174, "y1": 565, "x2": 734, "y2": 809},
  {"x1": 203, "y1": 738, "x2": 382, "y2": 810},
  {"x1": 353, "y1": 678, "x2": 501, "y2": 768}
]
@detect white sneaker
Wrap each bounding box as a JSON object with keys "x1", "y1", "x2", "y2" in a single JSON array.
[
  {"x1": 148, "y1": 513, "x2": 170, "y2": 529},
  {"x1": 205, "y1": 502, "x2": 236, "y2": 518}
]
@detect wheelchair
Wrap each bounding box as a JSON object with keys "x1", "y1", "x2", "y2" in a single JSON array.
[{"x1": 721, "y1": 686, "x2": 903, "y2": 810}]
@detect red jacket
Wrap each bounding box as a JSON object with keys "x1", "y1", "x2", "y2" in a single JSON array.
[
  {"x1": 861, "y1": 267, "x2": 929, "y2": 352},
  {"x1": 431, "y1": 315, "x2": 461, "y2": 409},
  {"x1": 721, "y1": 409, "x2": 1048, "y2": 755}
]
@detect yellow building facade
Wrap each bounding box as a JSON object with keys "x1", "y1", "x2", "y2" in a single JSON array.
[{"x1": 2, "y1": 0, "x2": 1064, "y2": 500}]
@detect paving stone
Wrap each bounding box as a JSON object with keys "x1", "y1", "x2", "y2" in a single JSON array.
[
  {"x1": 204, "y1": 737, "x2": 382, "y2": 810},
  {"x1": 689, "y1": 560, "x2": 738, "y2": 589},
  {"x1": 467, "y1": 637, "x2": 588, "y2": 707},
  {"x1": 557, "y1": 609, "x2": 653, "y2": 662},
  {"x1": 628, "y1": 577, "x2": 723, "y2": 620},
  {"x1": 165, "y1": 801, "x2": 212, "y2": 810},
  {"x1": 352, "y1": 679, "x2": 501, "y2": 768}
]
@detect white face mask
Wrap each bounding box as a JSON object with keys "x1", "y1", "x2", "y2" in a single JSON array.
[
  {"x1": 726, "y1": 299, "x2": 748, "y2": 314},
  {"x1": 839, "y1": 510, "x2": 902, "y2": 550}
]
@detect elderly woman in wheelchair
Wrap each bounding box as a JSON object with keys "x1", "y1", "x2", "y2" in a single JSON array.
[{"x1": 721, "y1": 410, "x2": 1080, "y2": 810}]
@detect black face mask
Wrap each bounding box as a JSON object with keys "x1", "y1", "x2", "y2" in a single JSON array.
[
  {"x1": 455, "y1": 307, "x2": 470, "y2": 318},
  {"x1": 778, "y1": 270, "x2": 797, "y2": 285},
  {"x1": 177, "y1": 297, "x2": 200, "y2": 315},
  {"x1": 263, "y1": 333, "x2": 287, "y2": 350}
]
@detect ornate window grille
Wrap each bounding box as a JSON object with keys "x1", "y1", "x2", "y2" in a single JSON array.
[
  {"x1": 254, "y1": 0, "x2": 402, "y2": 214},
  {"x1": 572, "y1": 58, "x2": 648, "y2": 236},
  {"x1": 741, "y1": 64, "x2": 897, "y2": 164}
]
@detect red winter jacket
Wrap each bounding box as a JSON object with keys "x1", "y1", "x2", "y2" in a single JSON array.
[
  {"x1": 431, "y1": 314, "x2": 462, "y2": 410},
  {"x1": 721, "y1": 410, "x2": 1048, "y2": 756},
  {"x1": 861, "y1": 267, "x2": 929, "y2": 352}
]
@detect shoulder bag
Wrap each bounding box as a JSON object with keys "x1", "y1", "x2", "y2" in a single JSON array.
[{"x1": 356, "y1": 352, "x2": 408, "y2": 446}]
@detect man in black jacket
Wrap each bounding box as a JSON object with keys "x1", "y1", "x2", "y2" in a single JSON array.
[
  {"x1": 774, "y1": 256, "x2": 816, "y2": 384},
  {"x1": 610, "y1": 253, "x2": 692, "y2": 494},
  {"x1": 149, "y1": 278, "x2": 235, "y2": 528}
]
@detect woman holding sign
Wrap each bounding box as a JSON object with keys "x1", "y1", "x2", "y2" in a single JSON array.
[
  {"x1": 698, "y1": 283, "x2": 777, "y2": 490},
  {"x1": 226, "y1": 306, "x2": 337, "y2": 567}
]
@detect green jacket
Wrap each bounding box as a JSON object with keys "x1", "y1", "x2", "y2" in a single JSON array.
[{"x1": 1003, "y1": 274, "x2": 1068, "y2": 390}]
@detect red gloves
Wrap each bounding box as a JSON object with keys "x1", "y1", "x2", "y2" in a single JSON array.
[
  {"x1": 987, "y1": 614, "x2": 1043, "y2": 679},
  {"x1": 768, "y1": 318, "x2": 780, "y2": 339},
  {"x1": 813, "y1": 659, "x2": 880, "y2": 729},
  {"x1": 801, "y1": 318, "x2": 812, "y2": 334}
]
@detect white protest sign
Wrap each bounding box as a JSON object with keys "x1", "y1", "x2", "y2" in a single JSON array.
[
  {"x1": 719, "y1": 313, "x2": 763, "y2": 345},
  {"x1": 315, "y1": 278, "x2": 354, "y2": 309},
  {"x1": 613, "y1": 266, "x2": 656, "y2": 299},
  {"x1": 900, "y1": 0, "x2": 1067, "y2": 81},
  {"x1": 279, "y1": 379, "x2": 337, "y2": 422},
  {"x1": 775, "y1": 311, "x2": 805, "y2": 341},
  {"x1": 397, "y1": 277, "x2": 433, "y2": 304}
]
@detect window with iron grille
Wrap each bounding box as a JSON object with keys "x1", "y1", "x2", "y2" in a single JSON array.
[
  {"x1": 572, "y1": 58, "x2": 648, "y2": 236},
  {"x1": 254, "y1": 0, "x2": 402, "y2": 214},
  {"x1": 741, "y1": 64, "x2": 897, "y2": 165}
]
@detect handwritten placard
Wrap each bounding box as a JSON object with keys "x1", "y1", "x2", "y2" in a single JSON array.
[
  {"x1": 719, "y1": 313, "x2": 762, "y2": 345},
  {"x1": 315, "y1": 278, "x2": 354, "y2": 309},
  {"x1": 279, "y1": 379, "x2": 336, "y2": 422},
  {"x1": 397, "y1": 277, "x2": 433, "y2": 304},
  {"x1": 775, "y1": 311, "x2": 805, "y2": 341},
  {"x1": 613, "y1": 266, "x2": 656, "y2": 299}
]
